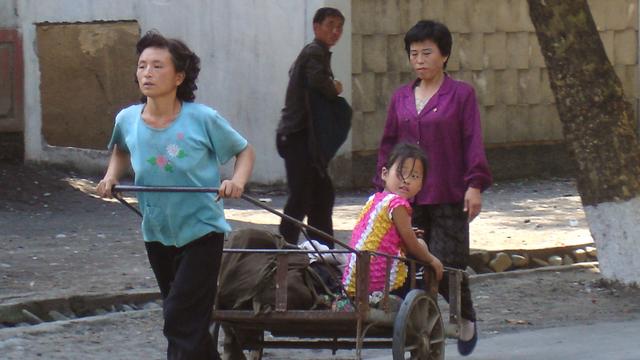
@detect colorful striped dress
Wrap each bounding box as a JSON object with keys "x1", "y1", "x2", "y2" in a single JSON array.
[{"x1": 342, "y1": 192, "x2": 409, "y2": 295}]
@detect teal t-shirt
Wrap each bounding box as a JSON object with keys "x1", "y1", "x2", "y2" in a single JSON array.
[{"x1": 108, "y1": 102, "x2": 248, "y2": 247}]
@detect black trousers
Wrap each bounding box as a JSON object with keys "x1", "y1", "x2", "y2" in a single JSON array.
[
  {"x1": 276, "y1": 130, "x2": 335, "y2": 248},
  {"x1": 145, "y1": 232, "x2": 224, "y2": 360},
  {"x1": 412, "y1": 203, "x2": 476, "y2": 322}
]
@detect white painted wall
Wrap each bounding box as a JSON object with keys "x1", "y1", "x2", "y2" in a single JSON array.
[
  {"x1": 0, "y1": 0, "x2": 17, "y2": 27},
  {"x1": 584, "y1": 199, "x2": 640, "y2": 285},
  {"x1": 6, "y1": 0, "x2": 351, "y2": 184},
  {"x1": 637, "y1": 0, "x2": 640, "y2": 131}
]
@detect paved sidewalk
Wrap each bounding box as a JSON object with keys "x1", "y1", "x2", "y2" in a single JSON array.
[
  {"x1": 371, "y1": 319, "x2": 640, "y2": 360},
  {"x1": 3, "y1": 310, "x2": 638, "y2": 360}
]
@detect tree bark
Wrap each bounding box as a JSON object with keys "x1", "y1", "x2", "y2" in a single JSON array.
[{"x1": 528, "y1": 0, "x2": 640, "y2": 284}]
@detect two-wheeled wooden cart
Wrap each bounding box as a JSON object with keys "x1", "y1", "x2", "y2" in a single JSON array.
[{"x1": 113, "y1": 185, "x2": 465, "y2": 360}]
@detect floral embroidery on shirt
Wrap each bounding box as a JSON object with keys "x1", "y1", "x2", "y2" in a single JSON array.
[
  {"x1": 166, "y1": 143, "x2": 187, "y2": 159},
  {"x1": 146, "y1": 135, "x2": 188, "y2": 173},
  {"x1": 147, "y1": 154, "x2": 174, "y2": 172}
]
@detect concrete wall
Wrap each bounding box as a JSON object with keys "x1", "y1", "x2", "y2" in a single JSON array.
[
  {"x1": 350, "y1": 0, "x2": 639, "y2": 184},
  {"x1": 0, "y1": 0, "x2": 17, "y2": 27},
  {"x1": 3, "y1": 0, "x2": 351, "y2": 184}
]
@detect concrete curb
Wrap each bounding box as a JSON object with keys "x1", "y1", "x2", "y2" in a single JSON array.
[
  {"x1": 470, "y1": 261, "x2": 599, "y2": 284},
  {"x1": 0, "y1": 262, "x2": 601, "y2": 326},
  {"x1": 0, "y1": 288, "x2": 160, "y2": 325},
  {"x1": 0, "y1": 308, "x2": 162, "y2": 337}
]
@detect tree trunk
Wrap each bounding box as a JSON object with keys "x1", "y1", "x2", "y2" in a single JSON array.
[{"x1": 527, "y1": 0, "x2": 640, "y2": 284}]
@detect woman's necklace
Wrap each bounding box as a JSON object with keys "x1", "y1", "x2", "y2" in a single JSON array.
[
  {"x1": 415, "y1": 94, "x2": 430, "y2": 113},
  {"x1": 415, "y1": 76, "x2": 443, "y2": 114}
]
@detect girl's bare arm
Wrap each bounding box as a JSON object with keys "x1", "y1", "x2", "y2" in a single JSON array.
[{"x1": 392, "y1": 206, "x2": 444, "y2": 280}]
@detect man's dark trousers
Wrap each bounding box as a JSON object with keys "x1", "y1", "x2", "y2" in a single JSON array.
[{"x1": 276, "y1": 129, "x2": 335, "y2": 248}]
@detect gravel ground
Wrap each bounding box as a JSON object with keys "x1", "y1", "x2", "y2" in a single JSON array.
[
  {"x1": 2, "y1": 265, "x2": 639, "y2": 360},
  {"x1": 2, "y1": 162, "x2": 639, "y2": 359}
]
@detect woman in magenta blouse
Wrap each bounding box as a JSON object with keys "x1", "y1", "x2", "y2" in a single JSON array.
[{"x1": 375, "y1": 20, "x2": 492, "y2": 356}]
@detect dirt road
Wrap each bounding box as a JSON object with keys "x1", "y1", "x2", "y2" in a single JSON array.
[{"x1": 1, "y1": 162, "x2": 639, "y2": 359}]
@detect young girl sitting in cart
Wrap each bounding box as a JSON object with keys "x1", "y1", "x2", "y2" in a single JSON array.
[{"x1": 342, "y1": 143, "x2": 443, "y2": 297}]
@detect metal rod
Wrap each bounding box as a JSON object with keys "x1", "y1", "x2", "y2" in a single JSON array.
[
  {"x1": 409, "y1": 260, "x2": 417, "y2": 289},
  {"x1": 240, "y1": 193, "x2": 354, "y2": 252},
  {"x1": 112, "y1": 185, "x2": 355, "y2": 252},
  {"x1": 275, "y1": 254, "x2": 289, "y2": 312},
  {"x1": 113, "y1": 183, "x2": 358, "y2": 310},
  {"x1": 221, "y1": 249, "x2": 352, "y2": 254},
  {"x1": 383, "y1": 257, "x2": 392, "y2": 311},
  {"x1": 248, "y1": 339, "x2": 392, "y2": 350},
  {"x1": 113, "y1": 192, "x2": 142, "y2": 218},
  {"x1": 113, "y1": 185, "x2": 219, "y2": 193},
  {"x1": 449, "y1": 269, "x2": 463, "y2": 338},
  {"x1": 111, "y1": 185, "x2": 454, "y2": 271}
]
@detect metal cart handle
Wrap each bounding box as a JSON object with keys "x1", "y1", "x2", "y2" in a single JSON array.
[{"x1": 111, "y1": 184, "x2": 355, "y2": 251}]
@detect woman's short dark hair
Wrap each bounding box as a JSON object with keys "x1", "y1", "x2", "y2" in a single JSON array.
[
  {"x1": 385, "y1": 143, "x2": 428, "y2": 180},
  {"x1": 313, "y1": 7, "x2": 345, "y2": 24},
  {"x1": 404, "y1": 20, "x2": 452, "y2": 69},
  {"x1": 135, "y1": 30, "x2": 201, "y2": 102}
]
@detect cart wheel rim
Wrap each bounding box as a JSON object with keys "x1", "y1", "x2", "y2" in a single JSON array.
[{"x1": 392, "y1": 289, "x2": 445, "y2": 360}]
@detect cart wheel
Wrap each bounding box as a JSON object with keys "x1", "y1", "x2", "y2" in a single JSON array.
[{"x1": 392, "y1": 289, "x2": 445, "y2": 360}]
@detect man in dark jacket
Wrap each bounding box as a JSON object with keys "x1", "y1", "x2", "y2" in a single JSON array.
[{"x1": 276, "y1": 7, "x2": 345, "y2": 248}]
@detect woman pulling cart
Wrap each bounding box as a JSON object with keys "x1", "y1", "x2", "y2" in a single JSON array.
[{"x1": 96, "y1": 30, "x2": 255, "y2": 360}]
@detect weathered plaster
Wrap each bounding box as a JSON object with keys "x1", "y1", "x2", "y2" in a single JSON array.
[
  {"x1": 9, "y1": 0, "x2": 352, "y2": 184},
  {"x1": 0, "y1": 0, "x2": 17, "y2": 27},
  {"x1": 37, "y1": 22, "x2": 140, "y2": 150}
]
